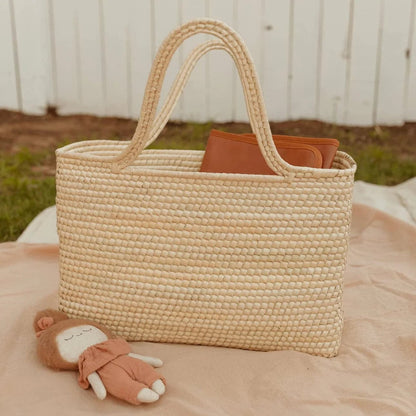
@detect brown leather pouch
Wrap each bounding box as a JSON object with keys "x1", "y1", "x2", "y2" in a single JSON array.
[
  {"x1": 243, "y1": 133, "x2": 339, "y2": 169},
  {"x1": 200, "y1": 130, "x2": 339, "y2": 174}
]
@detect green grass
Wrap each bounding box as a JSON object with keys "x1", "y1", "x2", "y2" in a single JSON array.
[
  {"x1": 1, "y1": 123, "x2": 415, "y2": 242},
  {"x1": 0, "y1": 148, "x2": 56, "y2": 242},
  {"x1": 348, "y1": 145, "x2": 416, "y2": 185}
]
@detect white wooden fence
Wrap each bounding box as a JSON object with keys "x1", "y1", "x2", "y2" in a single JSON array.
[{"x1": 1, "y1": 0, "x2": 416, "y2": 126}]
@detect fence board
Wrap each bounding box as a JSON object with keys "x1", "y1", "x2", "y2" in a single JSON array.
[
  {"x1": 128, "y1": 0, "x2": 152, "y2": 120},
  {"x1": 0, "y1": 0, "x2": 19, "y2": 111},
  {"x1": 73, "y1": 0, "x2": 105, "y2": 116},
  {"x1": 206, "y1": 0, "x2": 234, "y2": 122},
  {"x1": 44, "y1": 0, "x2": 57, "y2": 108},
  {"x1": 180, "y1": 0, "x2": 209, "y2": 122},
  {"x1": 12, "y1": 0, "x2": 47, "y2": 114},
  {"x1": 375, "y1": 0, "x2": 412, "y2": 125},
  {"x1": 290, "y1": 0, "x2": 321, "y2": 120},
  {"x1": 153, "y1": 0, "x2": 183, "y2": 121},
  {"x1": 318, "y1": 0, "x2": 350, "y2": 124},
  {"x1": 233, "y1": 0, "x2": 263, "y2": 122},
  {"x1": 101, "y1": 0, "x2": 132, "y2": 117},
  {"x1": 52, "y1": 1, "x2": 79, "y2": 114},
  {"x1": 263, "y1": 0, "x2": 291, "y2": 121},
  {"x1": 345, "y1": 0, "x2": 381, "y2": 125}
]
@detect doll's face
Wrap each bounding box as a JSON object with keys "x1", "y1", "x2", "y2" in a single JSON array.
[{"x1": 55, "y1": 325, "x2": 108, "y2": 363}]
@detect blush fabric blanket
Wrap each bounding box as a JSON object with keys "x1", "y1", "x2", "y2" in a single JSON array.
[{"x1": 1, "y1": 204, "x2": 415, "y2": 415}]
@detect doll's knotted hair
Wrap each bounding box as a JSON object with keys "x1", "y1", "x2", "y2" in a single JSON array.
[{"x1": 33, "y1": 309, "x2": 69, "y2": 337}]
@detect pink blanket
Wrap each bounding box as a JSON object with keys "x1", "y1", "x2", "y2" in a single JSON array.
[{"x1": 1, "y1": 204, "x2": 415, "y2": 415}]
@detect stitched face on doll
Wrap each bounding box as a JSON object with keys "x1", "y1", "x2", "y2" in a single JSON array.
[{"x1": 55, "y1": 325, "x2": 108, "y2": 363}]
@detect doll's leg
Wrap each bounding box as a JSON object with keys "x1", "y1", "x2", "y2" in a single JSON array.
[
  {"x1": 117, "y1": 355, "x2": 166, "y2": 390},
  {"x1": 128, "y1": 356, "x2": 166, "y2": 393},
  {"x1": 98, "y1": 363, "x2": 159, "y2": 405}
]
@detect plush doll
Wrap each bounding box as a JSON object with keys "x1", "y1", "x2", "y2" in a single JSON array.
[{"x1": 34, "y1": 309, "x2": 166, "y2": 405}]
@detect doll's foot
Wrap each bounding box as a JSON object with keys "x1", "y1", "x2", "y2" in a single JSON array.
[
  {"x1": 137, "y1": 388, "x2": 159, "y2": 403},
  {"x1": 151, "y1": 379, "x2": 166, "y2": 396}
]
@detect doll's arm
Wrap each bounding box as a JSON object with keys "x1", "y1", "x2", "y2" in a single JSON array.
[
  {"x1": 87, "y1": 371, "x2": 107, "y2": 400},
  {"x1": 128, "y1": 353, "x2": 163, "y2": 368}
]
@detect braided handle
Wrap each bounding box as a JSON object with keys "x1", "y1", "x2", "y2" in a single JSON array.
[
  {"x1": 145, "y1": 39, "x2": 273, "y2": 150},
  {"x1": 143, "y1": 40, "x2": 231, "y2": 148},
  {"x1": 111, "y1": 19, "x2": 294, "y2": 177}
]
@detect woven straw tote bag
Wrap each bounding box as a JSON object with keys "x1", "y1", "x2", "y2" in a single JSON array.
[{"x1": 56, "y1": 19, "x2": 356, "y2": 357}]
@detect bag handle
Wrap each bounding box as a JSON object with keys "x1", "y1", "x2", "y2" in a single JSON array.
[
  {"x1": 144, "y1": 40, "x2": 271, "y2": 150},
  {"x1": 111, "y1": 19, "x2": 294, "y2": 177},
  {"x1": 143, "y1": 40, "x2": 232, "y2": 148}
]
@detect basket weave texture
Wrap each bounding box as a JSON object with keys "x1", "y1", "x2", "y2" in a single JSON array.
[{"x1": 56, "y1": 19, "x2": 356, "y2": 357}]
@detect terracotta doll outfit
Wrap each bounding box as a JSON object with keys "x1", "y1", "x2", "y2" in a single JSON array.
[{"x1": 78, "y1": 338, "x2": 165, "y2": 405}]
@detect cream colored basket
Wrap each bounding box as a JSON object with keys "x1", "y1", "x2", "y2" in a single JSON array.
[{"x1": 56, "y1": 19, "x2": 356, "y2": 357}]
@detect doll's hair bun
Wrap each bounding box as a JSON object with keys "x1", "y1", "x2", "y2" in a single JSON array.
[
  {"x1": 33, "y1": 309, "x2": 69, "y2": 335},
  {"x1": 37, "y1": 316, "x2": 54, "y2": 330}
]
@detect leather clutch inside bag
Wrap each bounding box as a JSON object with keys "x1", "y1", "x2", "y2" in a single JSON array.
[{"x1": 200, "y1": 129, "x2": 339, "y2": 174}]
